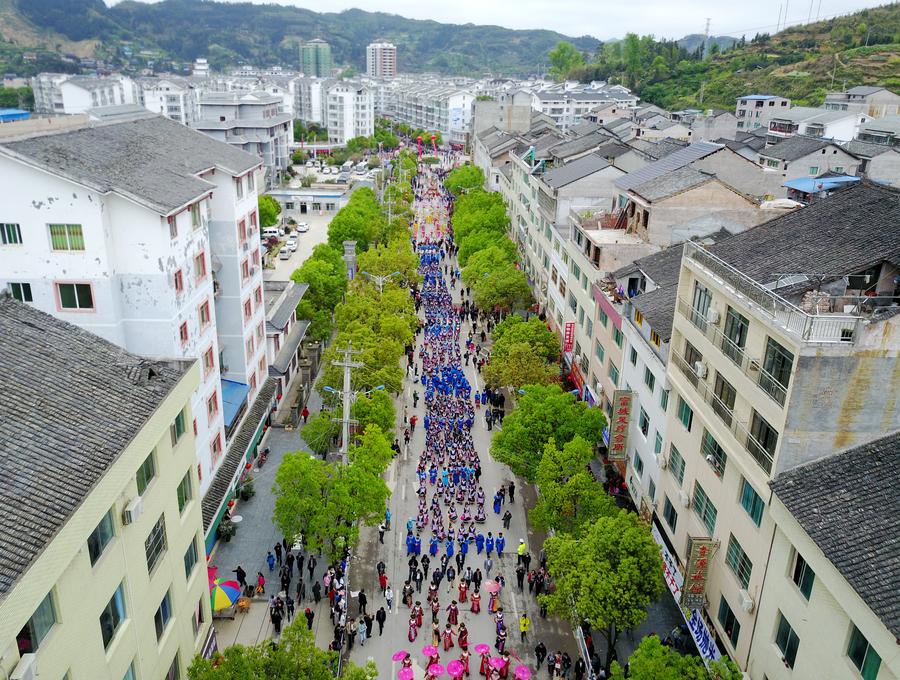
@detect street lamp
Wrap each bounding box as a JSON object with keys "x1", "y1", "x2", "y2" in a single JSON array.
[{"x1": 361, "y1": 270, "x2": 402, "y2": 294}]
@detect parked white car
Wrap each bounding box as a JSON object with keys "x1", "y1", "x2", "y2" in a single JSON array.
[
  {"x1": 278, "y1": 247, "x2": 291, "y2": 260},
  {"x1": 296, "y1": 222, "x2": 310, "y2": 233},
  {"x1": 286, "y1": 237, "x2": 298, "y2": 252}
]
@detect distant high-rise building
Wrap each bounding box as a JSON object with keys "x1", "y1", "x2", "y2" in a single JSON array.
[
  {"x1": 300, "y1": 39, "x2": 333, "y2": 78},
  {"x1": 366, "y1": 41, "x2": 398, "y2": 78}
]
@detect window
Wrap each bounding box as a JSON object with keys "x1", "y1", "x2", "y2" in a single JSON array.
[
  {"x1": 608, "y1": 363, "x2": 619, "y2": 386},
  {"x1": 629, "y1": 347, "x2": 638, "y2": 366},
  {"x1": 241, "y1": 260, "x2": 250, "y2": 282},
  {"x1": 662, "y1": 496, "x2": 678, "y2": 532},
  {"x1": 174, "y1": 269, "x2": 184, "y2": 294},
  {"x1": 638, "y1": 407, "x2": 650, "y2": 437},
  {"x1": 179, "y1": 322, "x2": 189, "y2": 346},
  {"x1": 202, "y1": 347, "x2": 215, "y2": 377},
  {"x1": 199, "y1": 301, "x2": 211, "y2": 329},
  {"x1": 654, "y1": 432, "x2": 663, "y2": 455},
  {"x1": 613, "y1": 328, "x2": 624, "y2": 347},
  {"x1": 207, "y1": 391, "x2": 219, "y2": 422},
  {"x1": 57, "y1": 282, "x2": 94, "y2": 310},
  {"x1": 595, "y1": 342, "x2": 605, "y2": 363},
  {"x1": 235, "y1": 176, "x2": 244, "y2": 199},
  {"x1": 648, "y1": 479, "x2": 656, "y2": 501},
  {"x1": 701, "y1": 429, "x2": 727, "y2": 477},
  {"x1": 847, "y1": 625, "x2": 881, "y2": 680},
  {"x1": 190, "y1": 204, "x2": 201, "y2": 230},
  {"x1": 722, "y1": 307, "x2": 749, "y2": 363},
  {"x1": 712, "y1": 373, "x2": 736, "y2": 426},
  {"x1": 192, "y1": 598, "x2": 204, "y2": 637},
  {"x1": 243, "y1": 298, "x2": 252, "y2": 321},
  {"x1": 748, "y1": 410, "x2": 779, "y2": 470},
  {"x1": 245, "y1": 336, "x2": 254, "y2": 361},
  {"x1": 660, "y1": 389, "x2": 669, "y2": 412},
  {"x1": 598, "y1": 309, "x2": 608, "y2": 327},
  {"x1": 48, "y1": 224, "x2": 85, "y2": 251},
  {"x1": 761, "y1": 338, "x2": 793, "y2": 404},
  {"x1": 87, "y1": 509, "x2": 115, "y2": 565},
  {"x1": 211, "y1": 434, "x2": 223, "y2": 465},
  {"x1": 833, "y1": 166, "x2": 844, "y2": 173},
  {"x1": 247, "y1": 172, "x2": 255, "y2": 192},
  {"x1": 693, "y1": 483, "x2": 718, "y2": 534},
  {"x1": 99, "y1": 584, "x2": 126, "y2": 649},
  {"x1": 145, "y1": 515, "x2": 168, "y2": 573},
  {"x1": 632, "y1": 451, "x2": 644, "y2": 477},
  {"x1": 669, "y1": 445, "x2": 685, "y2": 486},
  {"x1": 791, "y1": 552, "x2": 815, "y2": 600},
  {"x1": 650, "y1": 330, "x2": 661, "y2": 346},
  {"x1": 1, "y1": 222, "x2": 22, "y2": 245},
  {"x1": 194, "y1": 251, "x2": 207, "y2": 281},
  {"x1": 677, "y1": 395, "x2": 693, "y2": 431},
  {"x1": 634, "y1": 309, "x2": 644, "y2": 326},
  {"x1": 717, "y1": 596, "x2": 741, "y2": 648},
  {"x1": 123, "y1": 662, "x2": 136, "y2": 680},
  {"x1": 8, "y1": 282, "x2": 32, "y2": 302},
  {"x1": 170, "y1": 410, "x2": 186, "y2": 446},
  {"x1": 16, "y1": 591, "x2": 56, "y2": 653},
  {"x1": 725, "y1": 534, "x2": 753, "y2": 589},
  {"x1": 184, "y1": 538, "x2": 199, "y2": 579},
  {"x1": 177, "y1": 471, "x2": 193, "y2": 513},
  {"x1": 250, "y1": 210, "x2": 258, "y2": 230},
  {"x1": 136, "y1": 451, "x2": 155, "y2": 495},
  {"x1": 740, "y1": 478, "x2": 764, "y2": 527},
  {"x1": 249, "y1": 372, "x2": 258, "y2": 393},
  {"x1": 690, "y1": 282, "x2": 712, "y2": 330},
  {"x1": 254, "y1": 286, "x2": 263, "y2": 306},
  {"x1": 168, "y1": 216, "x2": 178, "y2": 240},
  {"x1": 644, "y1": 367, "x2": 655, "y2": 392},
  {"x1": 808, "y1": 165, "x2": 819, "y2": 175},
  {"x1": 775, "y1": 612, "x2": 800, "y2": 668},
  {"x1": 154, "y1": 591, "x2": 173, "y2": 640}
]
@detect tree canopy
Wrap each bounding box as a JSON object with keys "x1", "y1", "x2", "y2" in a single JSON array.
[
  {"x1": 326, "y1": 188, "x2": 385, "y2": 252},
  {"x1": 445, "y1": 164, "x2": 485, "y2": 196},
  {"x1": 457, "y1": 228, "x2": 517, "y2": 267},
  {"x1": 291, "y1": 243, "x2": 347, "y2": 341},
  {"x1": 609, "y1": 635, "x2": 743, "y2": 680},
  {"x1": 548, "y1": 41, "x2": 586, "y2": 80},
  {"x1": 258, "y1": 194, "x2": 282, "y2": 228}
]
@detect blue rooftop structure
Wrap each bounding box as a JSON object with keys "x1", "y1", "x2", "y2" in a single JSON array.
[
  {"x1": 221, "y1": 379, "x2": 250, "y2": 428},
  {"x1": 0, "y1": 109, "x2": 29, "y2": 123},
  {"x1": 739, "y1": 94, "x2": 777, "y2": 100},
  {"x1": 783, "y1": 175, "x2": 861, "y2": 193}
]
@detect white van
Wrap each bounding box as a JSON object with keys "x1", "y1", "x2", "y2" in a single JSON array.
[
  {"x1": 278, "y1": 247, "x2": 291, "y2": 260},
  {"x1": 262, "y1": 227, "x2": 280, "y2": 239}
]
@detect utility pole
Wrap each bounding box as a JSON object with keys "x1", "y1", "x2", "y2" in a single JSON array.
[
  {"x1": 702, "y1": 18, "x2": 711, "y2": 59},
  {"x1": 776, "y1": 4, "x2": 783, "y2": 32},
  {"x1": 331, "y1": 342, "x2": 362, "y2": 465}
]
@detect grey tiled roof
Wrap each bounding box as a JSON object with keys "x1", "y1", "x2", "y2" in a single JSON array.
[
  {"x1": 615, "y1": 141, "x2": 723, "y2": 191},
  {"x1": 549, "y1": 131, "x2": 610, "y2": 160},
  {"x1": 0, "y1": 296, "x2": 191, "y2": 596},
  {"x1": 541, "y1": 153, "x2": 611, "y2": 189},
  {"x1": 631, "y1": 285, "x2": 677, "y2": 341},
  {"x1": 594, "y1": 141, "x2": 631, "y2": 159},
  {"x1": 265, "y1": 281, "x2": 308, "y2": 332},
  {"x1": 841, "y1": 139, "x2": 894, "y2": 158},
  {"x1": 770, "y1": 430, "x2": 900, "y2": 637},
  {"x1": 759, "y1": 135, "x2": 838, "y2": 161},
  {"x1": 630, "y1": 166, "x2": 713, "y2": 202},
  {"x1": 0, "y1": 115, "x2": 261, "y2": 215},
  {"x1": 846, "y1": 85, "x2": 886, "y2": 96},
  {"x1": 270, "y1": 321, "x2": 310, "y2": 373}
]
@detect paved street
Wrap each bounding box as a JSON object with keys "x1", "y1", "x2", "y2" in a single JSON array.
[{"x1": 264, "y1": 211, "x2": 333, "y2": 281}]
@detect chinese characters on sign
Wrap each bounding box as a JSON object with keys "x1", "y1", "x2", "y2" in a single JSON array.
[
  {"x1": 688, "y1": 608, "x2": 722, "y2": 663},
  {"x1": 681, "y1": 537, "x2": 719, "y2": 610},
  {"x1": 563, "y1": 322, "x2": 575, "y2": 352},
  {"x1": 607, "y1": 390, "x2": 634, "y2": 461}
]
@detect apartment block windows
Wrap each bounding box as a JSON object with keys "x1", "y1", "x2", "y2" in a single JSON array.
[
  {"x1": 847, "y1": 625, "x2": 881, "y2": 680},
  {"x1": 241, "y1": 260, "x2": 250, "y2": 282},
  {"x1": 633, "y1": 452, "x2": 644, "y2": 477},
  {"x1": 202, "y1": 347, "x2": 215, "y2": 377},
  {"x1": 49, "y1": 224, "x2": 85, "y2": 251},
  {"x1": 99, "y1": 583, "x2": 126, "y2": 649},
  {"x1": 775, "y1": 612, "x2": 800, "y2": 668},
  {"x1": 662, "y1": 496, "x2": 678, "y2": 532},
  {"x1": 638, "y1": 407, "x2": 650, "y2": 437},
  {"x1": 712, "y1": 372, "x2": 736, "y2": 427},
  {"x1": 740, "y1": 477, "x2": 765, "y2": 527},
  {"x1": 154, "y1": 591, "x2": 173, "y2": 640},
  {"x1": 87, "y1": 509, "x2": 115, "y2": 565},
  {"x1": 609, "y1": 363, "x2": 620, "y2": 386},
  {"x1": 701, "y1": 429, "x2": 727, "y2": 478},
  {"x1": 717, "y1": 595, "x2": 741, "y2": 648},
  {"x1": 170, "y1": 409, "x2": 186, "y2": 446},
  {"x1": 57, "y1": 282, "x2": 94, "y2": 310},
  {"x1": 690, "y1": 281, "x2": 712, "y2": 330},
  {"x1": 177, "y1": 471, "x2": 193, "y2": 514},
  {"x1": 629, "y1": 347, "x2": 638, "y2": 366},
  {"x1": 184, "y1": 538, "x2": 199, "y2": 579},
  {"x1": 692, "y1": 482, "x2": 718, "y2": 534},
  {"x1": 199, "y1": 300, "x2": 211, "y2": 329},
  {"x1": 654, "y1": 432, "x2": 663, "y2": 455},
  {"x1": 235, "y1": 176, "x2": 244, "y2": 199},
  {"x1": 1, "y1": 222, "x2": 22, "y2": 245},
  {"x1": 191, "y1": 204, "x2": 201, "y2": 230},
  {"x1": 634, "y1": 309, "x2": 644, "y2": 326},
  {"x1": 247, "y1": 172, "x2": 255, "y2": 192},
  {"x1": 168, "y1": 215, "x2": 177, "y2": 239},
  {"x1": 17, "y1": 591, "x2": 56, "y2": 653},
  {"x1": 254, "y1": 286, "x2": 263, "y2": 307},
  {"x1": 791, "y1": 552, "x2": 815, "y2": 600},
  {"x1": 207, "y1": 390, "x2": 219, "y2": 423},
  {"x1": 174, "y1": 269, "x2": 184, "y2": 294},
  {"x1": 599, "y1": 309, "x2": 608, "y2": 327},
  {"x1": 722, "y1": 307, "x2": 749, "y2": 363},
  {"x1": 677, "y1": 395, "x2": 693, "y2": 431},
  {"x1": 8, "y1": 282, "x2": 32, "y2": 302},
  {"x1": 761, "y1": 337, "x2": 793, "y2": 405},
  {"x1": 136, "y1": 451, "x2": 156, "y2": 495},
  {"x1": 669, "y1": 445, "x2": 686, "y2": 486},
  {"x1": 595, "y1": 342, "x2": 605, "y2": 363},
  {"x1": 725, "y1": 534, "x2": 753, "y2": 589},
  {"x1": 644, "y1": 367, "x2": 655, "y2": 392},
  {"x1": 211, "y1": 434, "x2": 223, "y2": 466},
  {"x1": 613, "y1": 328, "x2": 624, "y2": 348},
  {"x1": 660, "y1": 389, "x2": 669, "y2": 412},
  {"x1": 194, "y1": 251, "x2": 207, "y2": 282},
  {"x1": 145, "y1": 515, "x2": 167, "y2": 573},
  {"x1": 179, "y1": 322, "x2": 189, "y2": 347},
  {"x1": 243, "y1": 298, "x2": 252, "y2": 321},
  {"x1": 749, "y1": 410, "x2": 779, "y2": 471}
]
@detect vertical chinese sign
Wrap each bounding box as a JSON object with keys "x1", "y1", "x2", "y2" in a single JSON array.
[
  {"x1": 608, "y1": 390, "x2": 633, "y2": 461},
  {"x1": 681, "y1": 537, "x2": 719, "y2": 610},
  {"x1": 563, "y1": 322, "x2": 575, "y2": 352}
]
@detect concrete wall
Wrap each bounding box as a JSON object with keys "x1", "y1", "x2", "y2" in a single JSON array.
[
  {"x1": 865, "y1": 150, "x2": 900, "y2": 187},
  {"x1": 693, "y1": 148, "x2": 780, "y2": 198},
  {"x1": 473, "y1": 93, "x2": 533, "y2": 135},
  {"x1": 780, "y1": 147, "x2": 862, "y2": 184}
]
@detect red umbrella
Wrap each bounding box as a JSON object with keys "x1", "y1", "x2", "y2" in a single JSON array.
[
  {"x1": 447, "y1": 660, "x2": 465, "y2": 678},
  {"x1": 428, "y1": 663, "x2": 445, "y2": 677},
  {"x1": 392, "y1": 650, "x2": 410, "y2": 661},
  {"x1": 489, "y1": 657, "x2": 505, "y2": 670},
  {"x1": 399, "y1": 669, "x2": 414, "y2": 680},
  {"x1": 422, "y1": 645, "x2": 439, "y2": 657},
  {"x1": 474, "y1": 643, "x2": 491, "y2": 655},
  {"x1": 514, "y1": 665, "x2": 532, "y2": 680},
  {"x1": 484, "y1": 579, "x2": 501, "y2": 593}
]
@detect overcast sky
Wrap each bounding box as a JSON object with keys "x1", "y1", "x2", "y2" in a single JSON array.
[{"x1": 107, "y1": 0, "x2": 889, "y2": 40}]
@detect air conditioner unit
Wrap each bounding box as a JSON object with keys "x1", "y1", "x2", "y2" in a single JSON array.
[
  {"x1": 123, "y1": 495, "x2": 144, "y2": 525},
  {"x1": 693, "y1": 361, "x2": 707, "y2": 379},
  {"x1": 11, "y1": 654, "x2": 37, "y2": 680},
  {"x1": 738, "y1": 589, "x2": 755, "y2": 613},
  {"x1": 706, "y1": 308, "x2": 720, "y2": 324},
  {"x1": 748, "y1": 358, "x2": 762, "y2": 372},
  {"x1": 678, "y1": 490, "x2": 691, "y2": 508},
  {"x1": 658, "y1": 453, "x2": 669, "y2": 469}
]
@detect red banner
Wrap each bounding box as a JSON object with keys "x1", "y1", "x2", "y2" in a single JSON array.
[
  {"x1": 608, "y1": 390, "x2": 634, "y2": 461},
  {"x1": 563, "y1": 322, "x2": 575, "y2": 352}
]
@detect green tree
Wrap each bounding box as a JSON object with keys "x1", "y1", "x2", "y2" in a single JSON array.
[
  {"x1": 609, "y1": 635, "x2": 744, "y2": 680},
  {"x1": 444, "y1": 164, "x2": 485, "y2": 196},
  {"x1": 549, "y1": 41, "x2": 585, "y2": 80},
  {"x1": 292, "y1": 254, "x2": 346, "y2": 311},
  {"x1": 530, "y1": 436, "x2": 617, "y2": 534},
  {"x1": 483, "y1": 342, "x2": 557, "y2": 391},
  {"x1": 491, "y1": 383, "x2": 605, "y2": 481},
  {"x1": 258, "y1": 194, "x2": 282, "y2": 227},
  {"x1": 491, "y1": 316, "x2": 559, "y2": 363},
  {"x1": 541, "y1": 511, "x2": 665, "y2": 672},
  {"x1": 471, "y1": 266, "x2": 532, "y2": 313},
  {"x1": 300, "y1": 411, "x2": 338, "y2": 457},
  {"x1": 357, "y1": 237, "x2": 420, "y2": 283},
  {"x1": 351, "y1": 389, "x2": 396, "y2": 435},
  {"x1": 458, "y1": 228, "x2": 516, "y2": 267},
  {"x1": 348, "y1": 424, "x2": 394, "y2": 475}
]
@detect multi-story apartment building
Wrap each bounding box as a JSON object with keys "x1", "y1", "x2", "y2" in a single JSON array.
[
  {"x1": 823, "y1": 85, "x2": 900, "y2": 118},
  {"x1": 654, "y1": 182, "x2": 900, "y2": 670},
  {"x1": 757, "y1": 135, "x2": 862, "y2": 183},
  {"x1": 293, "y1": 76, "x2": 330, "y2": 126},
  {"x1": 472, "y1": 90, "x2": 535, "y2": 136},
  {"x1": 532, "y1": 86, "x2": 638, "y2": 131},
  {"x1": 30, "y1": 72, "x2": 70, "y2": 114},
  {"x1": 325, "y1": 81, "x2": 375, "y2": 144},
  {"x1": 765, "y1": 106, "x2": 868, "y2": 145},
  {"x1": 366, "y1": 41, "x2": 398, "y2": 78},
  {"x1": 753, "y1": 431, "x2": 900, "y2": 680},
  {"x1": 31, "y1": 74, "x2": 139, "y2": 115},
  {"x1": 855, "y1": 114, "x2": 900, "y2": 146},
  {"x1": 264, "y1": 280, "x2": 311, "y2": 397},
  {"x1": 141, "y1": 77, "x2": 200, "y2": 125},
  {"x1": 734, "y1": 94, "x2": 791, "y2": 131},
  {"x1": 388, "y1": 81, "x2": 475, "y2": 145},
  {"x1": 0, "y1": 114, "x2": 275, "y2": 546},
  {"x1": 300, "y1": 39, "x2": 333, "y2": 78},
  {"x1": 0, "y1": 297, "x2": 213, "y2": 680},
  {"x1": 193, "y1": 91, "x2": 292, "y2": 187}
]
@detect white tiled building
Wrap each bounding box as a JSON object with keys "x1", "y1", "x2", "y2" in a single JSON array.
[
  {"x1": 325, "y1": 81, "x2": 375, "y2": 144},
  {"x1": 140, "y1": 77, "x2": 200, "y2": 126},
  {"x1": 31, "y1": 74, "x2": 139, "y2": 115},
  {"x1": 366, "y1": 41, "x2": 398, "y2": 78}
]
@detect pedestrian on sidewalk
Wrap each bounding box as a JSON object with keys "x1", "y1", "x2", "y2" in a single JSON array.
[
  {"x1": 502, "y1": 510, "x2": 512, "y2": 529},
  {"x1": 256, "y1": 572, "x2": 266, "y2": 595},
  {"x1": 358, "y1": 617, "x2": 367, "y2": 646},
  {"x1": 286, "y1": 551, "x2": 295, "y2": 575},
  {"x1": 535, "y1": 641, "x2": 547, "y2": 668},
  {"x1": 270, "y1": 606, "x2": 283, "y2": 636},
  {"x1": 484, "y1": 556, "x2": 493, "y2": 578},
  {"x1": 413, "y1": 390, "x2": 419, "y2": 407},
  {"x1": 519, "y1": 614, "x2": 530, "y2": 642},
  {"x1": 233, "y1": 565, "x2": 248, "y2": 590},
  {"x1": 414, "y1": 567, "x2": 424, "y2": 592},
  {"x1": 286, "y1": 596, "x2": 295, "y2": 622},
  {"x1": 517, "y1": 539, "x2": 527, "y2": 564},
  {"x1": 301, "y1": 406, "x2": 309, "y2": 423},
  {"x1": 508, "y1": 481, "x2": 515, "y2": 503},
  {"x1": 305, "y1": 607, "x2": 314, "y2": 630},
  {"x1": 312, "y1": 580, "x2": 321, "y2": 604},
  {"x1": 496, "y1": 533, "x2": 506, "y2": 557},
  {"x1": 346, "y1": 619, "x2": 357, "y2": 651},
  {"x1": 357, "y1": 589, "x2": 368, "y2": 615},
  {"x1": 274, "y1": 542, "x2": 283, "y2": 566},
  {"x1": 379, "y1": 572, "x2": 388, "y2": 595},
  {"x1": 376, "y1": 606, "x2": 387, "y2": 636},
  {"x1": 385, "y1": 508, "x2": 392, "y2": 531},
  {"x1": 266, "y1": 551, "x2": 275, "y2": 572},
  {"x1": 515, "y1": 564, "x2": 526, "y2": 591},
  {"x1": 379, "y1": 523, "x2": 386, "y2": 543},
  {"x1": 385, "y1": 585, "x2": 394, "y2": 610},
  {"x1": 307, "y1": 555, "x2": 317, "y2": 581}
]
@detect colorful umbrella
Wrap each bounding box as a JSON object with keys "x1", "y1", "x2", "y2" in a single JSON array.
[
  {"x1": 484, "y1": 580, "x2": 501, "y2": 594},
  {"x1": 422, "y1": 645, "x2": 439, "y2": 657},
  {"x1": 392, "y1": 650, "x2": 410, "y2": 662},
  {"x1": 210, "y1": 578, "x2": 241, "y2": 611},
  {"x1": 207, "y1": 566, "x2": 219, "y2": 589},
  {"x1": 428, "y1": 663, "x2": 445, "y2": 677},
  {"x1": 514, "y1": 665, "x2": 532, "y2": 680},
  {"x1": 474, "y1": 644, "x2": 491, "y2": 655},
  {"x1": 447, "y1": 660, "x2": 464, "y2": 678},
  {"x1": 489, "y1": 657, "x2": 505, "y2": 670},
  {"x1": 398, "y1": 668, "x2": 414, "y2": 680}
]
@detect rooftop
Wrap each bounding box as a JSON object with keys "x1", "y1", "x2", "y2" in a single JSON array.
[
  {"x1": 759, "y1": 135, "x2": 845, "y2": 161},
  {"x1": 629, "y1": 166, "x2": 713, "y2": 202},
  {"x1": 264, "y1": 280, "x2": 308, "y2": 332},
  {"x1": 0, "y1": 115, "x2": 261, "y2": 215},
  {"x1": 541, "y1": 152, "x2": 612, "y2": 189},
  {"x1": 846, "y1": 85, "x2": 887, "y2": 96},
  {"x1": 615, "y1": 140, "x2": 723, "y2": 191},
  {"x1": 0, "y1": 296, "x2": 191, "y2": 596},
  {"x1": 770, "y1": 430, "x2": 900, "y2": 637}
]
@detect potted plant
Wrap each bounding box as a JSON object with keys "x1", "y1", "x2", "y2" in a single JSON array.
[
  {"x1": 240, "y1": 477, "x2": 256, "y2": 501},
  {"x1": 218, "y1": 519, "x2": 237, "y2": 542}
]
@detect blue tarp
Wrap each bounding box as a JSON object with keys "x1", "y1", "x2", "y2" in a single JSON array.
[
  {"x1": 783, "y1": 175, "x2": 861, "y2": 193},
  {"x1": 221, "y1": 379, "x2": 250, "y2": 428},
  {"x1": 0, "y1": 109, "x2": 29, "y2": 123}
]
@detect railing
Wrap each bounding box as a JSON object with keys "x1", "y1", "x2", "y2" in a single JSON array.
[
  {"x1": 683, "y1": 242, "x2": 861, "y2": 344},
  {"x1": 676, "y1": 298, "x2": 787, "y2": 407},
  {"x1": 670, "y1": 351, "x2": 775, "y2": 474}
]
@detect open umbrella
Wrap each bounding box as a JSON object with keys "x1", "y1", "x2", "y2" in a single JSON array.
[
  {"x1": 207, "y1": 565, "x2": 219, "y2": 589},
  {"x1": 422, "y1": 645, "x2": 439, "y2": 657},
  {"x1": 483, "y1": 580, "x2": 501, "y2": 594},
  {"x1": 489, "y1": 657, "x2": 505, "y2": 670},
  {"x1": 398, "y1": 668, "x2": 414, "y2": 680},
  {"x1": 392, "y1": 650, "x2": 410, "y2": 662},
  {"x1": 210, "y1": 578, "x2": 241, "y2": 611},
  {"x1": 474, "y1": 643, "x2": 491, "y2": 655},
  {"x1": 514, "y1": 665, "x2": 532, "y2": 680},
  {"x1": 447, "y1": 660, "x2": 464, "y2": 678},
  {"x1": 428, "y1": 663, "x2": 445, "y2": 677}
]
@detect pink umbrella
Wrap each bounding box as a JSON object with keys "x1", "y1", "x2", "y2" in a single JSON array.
[
  {"x1": 474, "y1": 643, "x2": 491, "y2": 655},
  {"x1": 428, "y1": 663, "x2": 446, "y2": 677},
  {"x1": 398, "y1": 669, "x2": 414, "y2": 680},
  {"x1": 447, "y1": 660, "x2": 464, "y2": 678},
  {"x1": 392, "y1": 650, "x2": 410, "y2": 662},
  {"x1": 484, "y1": 579, "x2": 501, "y2": 594},
  {"x1": 514, "y1": 665, "x2": 532, "y2": 680},
  {"x1": 489, "y1": 657, "x2": 505, "y2": 670},
  {"x1": 422, "y1": 645, "x2": 439, "y2": 657}
]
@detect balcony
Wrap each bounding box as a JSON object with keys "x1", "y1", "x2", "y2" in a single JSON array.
[
  {"x1": 682, "y1": 242, "x2": 862, "y2": 344},
  {"x1": 671, "y1": 350, "x2": 775, "y2": 474}
]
